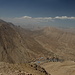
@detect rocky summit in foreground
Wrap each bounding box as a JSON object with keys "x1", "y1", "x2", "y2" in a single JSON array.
[{"x1": 0, "y1": 62, "x2": 50, "y2": 75}]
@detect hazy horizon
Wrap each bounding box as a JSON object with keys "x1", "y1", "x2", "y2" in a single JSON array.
[{"x1": 0, "y1": 0, "x2": 75, "y2": 28}]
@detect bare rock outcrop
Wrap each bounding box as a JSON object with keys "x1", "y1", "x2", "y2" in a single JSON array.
[{"x1": 30, "y1": 64, "x2": 51, "y2": 75}]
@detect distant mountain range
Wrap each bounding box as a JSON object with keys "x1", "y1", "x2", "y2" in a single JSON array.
[{"x1": 0, "y1": 19, "x2": 75, "y2": 63}]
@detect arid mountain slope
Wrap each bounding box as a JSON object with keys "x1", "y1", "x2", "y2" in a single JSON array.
[
  {"x1": 32, "y1": 27, "x2": 75, "y2": 60},
  {"x1": 0, "y1": 19, "x2": 75, "y2": 63},
  {"x1": 0, "y1": 20, "x2": 53, "y2": 63}
]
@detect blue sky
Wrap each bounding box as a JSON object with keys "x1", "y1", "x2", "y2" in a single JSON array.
[{"x1": 0, "y1": 0, "x2": 75, "y2": 27}]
